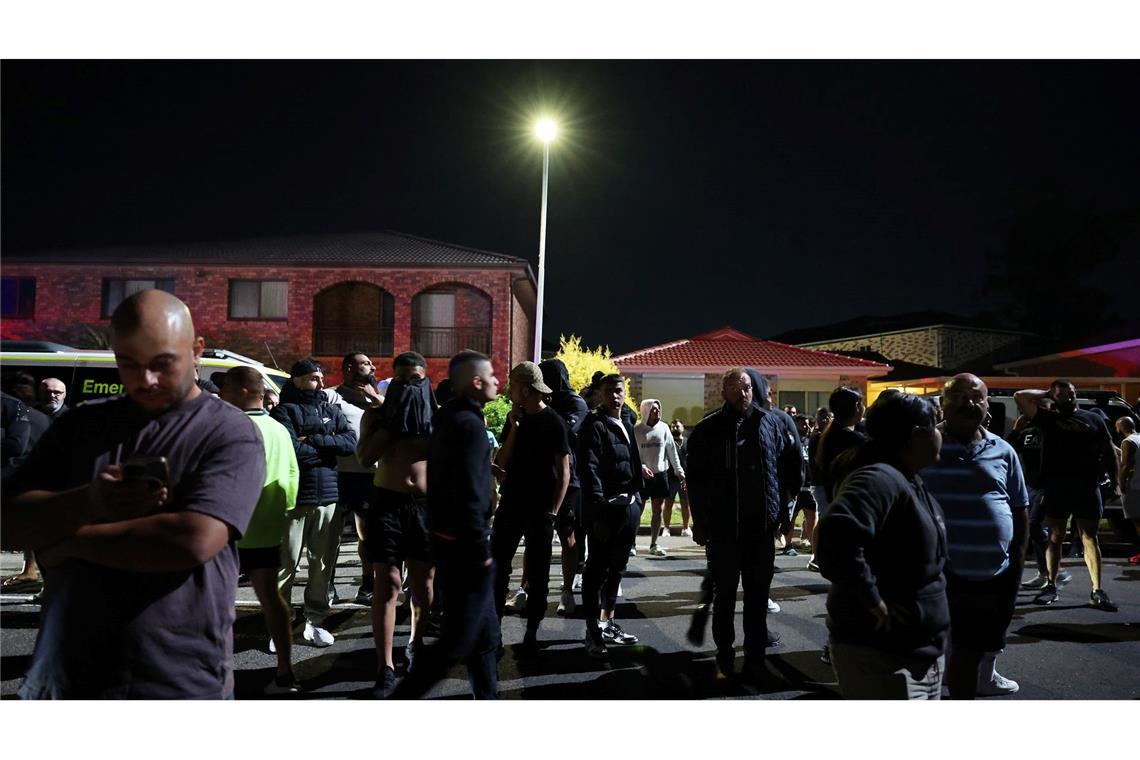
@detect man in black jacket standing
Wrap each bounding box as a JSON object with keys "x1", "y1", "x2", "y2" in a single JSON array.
[
  {"x1": 687, "y1": 368, "x2": 796, "y2": 681},
  {"x1": 405, "y1": 350, "x2": 501, "y2": 699},
  {"x1": 577, "y1": 373, "x2": 645, "y2": 658},
  {"x1": 272, "y1": 359, "x2": 357, "y2": 648}
]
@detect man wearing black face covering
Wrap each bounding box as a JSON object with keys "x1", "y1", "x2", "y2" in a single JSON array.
[
  {"x1": 1015, "y1": 379, "x2": 1119, "y2": 611},
  {"x1": 357, "y1": 351, "x2": 439, "y2": 697},
  {"x1": 686, "y1": 368, "x2": 800, "y2": 682}
]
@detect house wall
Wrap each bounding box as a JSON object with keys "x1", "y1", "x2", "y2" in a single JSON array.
[
  {"x1": 1, "y1": 263, "x2": 527, "y2": 385},
  {"x1": 803, "y1": 326, "x2": 1026, "y2": 369}
]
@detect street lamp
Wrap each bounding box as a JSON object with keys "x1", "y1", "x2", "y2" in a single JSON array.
[{"x1": 532, "y1": 118, "x2": 557, "y2": 362}]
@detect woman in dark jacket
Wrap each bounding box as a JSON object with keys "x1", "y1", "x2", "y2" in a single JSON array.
[{"x1": 816, "y1": 392, "x2": 948, "y2": 699}]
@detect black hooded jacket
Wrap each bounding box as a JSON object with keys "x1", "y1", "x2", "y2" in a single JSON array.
[
  {"x1": 539, "y1": 359, "x2": 589, "y2": 490},
  {"x1": 271, "y1": 383, "x2": 357, "y2": 505}
]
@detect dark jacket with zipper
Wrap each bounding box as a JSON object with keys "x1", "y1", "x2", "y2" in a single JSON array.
[
  {"x1": 270, "y1": 384, "x2": 357, "y2": 506},
  {"x1": 577, "y1": 409, "x2": 644, "y2": 506},
  {"x1": 686, "y1": 402, "x2": 798, "y2": 542},
  {"x1": 817, "y1": 462, "x2": 950, "y2": 661}
]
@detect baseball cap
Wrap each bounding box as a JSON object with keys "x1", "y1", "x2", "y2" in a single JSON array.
[{"x1": 509, "y1": 361, "x2": 553, "y2": 394}]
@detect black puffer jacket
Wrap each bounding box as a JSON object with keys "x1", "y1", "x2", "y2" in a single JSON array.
[
  {"x1": 577, "y1": 409, "x2": 644, "y2": 506},
  {"x1": 271, "y1": 384, "x2": 357, "y2": 505},
  {"x1": 687, "y1": 402, "x2": 800, "y2": 543}
]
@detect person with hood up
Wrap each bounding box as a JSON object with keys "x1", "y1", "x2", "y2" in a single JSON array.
[
  {"x1": 634, "y1": 398, "x2": 685, "y2": 557},
  {"x1": 271, "y1": 358, "x2": 358, "y2": 649},
  {"x1": 685, "y1": 368, "x2": 800, "y2": 682}
]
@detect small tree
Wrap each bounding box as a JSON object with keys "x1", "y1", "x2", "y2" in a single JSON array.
[{"x1": 554, "y1": 334, "x2": 639, "y2": 421}]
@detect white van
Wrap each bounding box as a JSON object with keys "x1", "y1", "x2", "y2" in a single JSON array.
[{"x1": 0, "y1": 342, "x2": 289, "y2": 407}]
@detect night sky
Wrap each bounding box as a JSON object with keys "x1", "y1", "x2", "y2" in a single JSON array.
[{"x1": 3, "y1": 60, "x2": 1138, "y2": 353}]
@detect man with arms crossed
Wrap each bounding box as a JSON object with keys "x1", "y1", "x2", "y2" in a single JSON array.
[{"x1": 2, "y1": 290, "x2": 264, "y2": 698}]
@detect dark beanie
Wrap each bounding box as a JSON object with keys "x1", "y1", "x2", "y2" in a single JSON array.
[{"x1": 290, "y1": 358, "x2": 323, "y2": 378}]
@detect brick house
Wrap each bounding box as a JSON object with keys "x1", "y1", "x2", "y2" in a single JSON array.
[
  {"x1": 1, "y1": 231, "x2": 536, "y2": 384},
  {"x1": 771, "y1": 312, "x2": 1034, "y2": 370},
  {"x1": 613, "y1": 327, "x2": 890, "y2": 425}
]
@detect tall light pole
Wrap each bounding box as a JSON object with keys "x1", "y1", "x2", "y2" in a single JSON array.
[{"x1": 532, "y1": 117, "x2": 557, "y2": 362}]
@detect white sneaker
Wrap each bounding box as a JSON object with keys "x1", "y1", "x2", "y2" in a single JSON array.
[
  {"x1": 506, "y1": 588, "x2": 529, "y2": 611},
  {"x1": 680, "y1": 527, "x2": 693, "y2": 538},
  {"x1": 268, "y1": 637, "x2": 277, "y2": 654},
  {"x1": 767, "y1": 598, "x2": 781, "y2": 613},
  {"x1": 774, "y1": 535, "x2": 787, "y2": 550},
  {"x1": 553, "y1": 533, "x2": 561, "y2": 547},
  {"x1": 629, "y1": 546, "x2": 637, "y2": 557},
  {"x1": 617, "y1": 583, "x2": 623, "y2": 597},
  {"x1": 572, "y1": 573, "x2": 583, "y2": 592},
  {"x1": 1021, "y1": 572, "x2": 1049, "y2": 589},
  {"x1": 659, "y1": 526, "x2": 669, "y2": 538},
  {"x1": 557, "y1": 589, "x2": 576, "y2": 615},
  {"x1": 977, "y1": 672, "x2": 1019, "y2": 696},
  {"x1": 648, "y1": 544, "x2": 667, "y2": 557},
  {"x1": 303, "y1": 621, "x2": 335, "y2": 647}
]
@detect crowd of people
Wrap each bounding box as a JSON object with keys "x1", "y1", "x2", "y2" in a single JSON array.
[{"x1": 1, "y1": 288, "x2": 1137, "y2": 701}]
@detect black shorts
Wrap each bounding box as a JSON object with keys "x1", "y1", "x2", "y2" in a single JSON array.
[
  {"x1": 644, "y1": 472, "x2": 670, "y2": 500},
  {"x1": 365, "y1": 487, "x2": 431, "y2": 566},
  {"x1": 337, "y1": 472, "x2": 374, "y2": 515},
  {"x1": 946, "y1": 570, "x2": 1018, "y2": 652},
  {"x1": 239, "y1": 545, "x2": 281, "y2": 573},
  {"x1": 666, "y1": 470, "x2": 685, "y2": 501},
  {"x1": 1042, "y1": 485, "x2": 1103, "y2": 522},
  {"x1": 558, "y1": 487, "x2": 582, "y2": 534},
  {"x1": 797, "y1": 488, "x2": 818, "y2": 512}
]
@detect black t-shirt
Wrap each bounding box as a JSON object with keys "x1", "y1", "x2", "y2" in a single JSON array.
[
  {"x1": 1007, "y1": 423, "x2": 1045, "y2": 489},
  {"x1": 1036, "y1": 408, "x2": 1112, "y2": 491},
  {"x1": 500, "y1": 406, "x2": 571, "y2": 512}
]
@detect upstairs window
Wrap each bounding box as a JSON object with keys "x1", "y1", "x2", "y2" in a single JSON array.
[
  {"x1": 229, "y1": 280, "x2": 289, "y2": 320},
  {"x1": 102, "y1": 278, "x2": 175, "y2": 318},
  {"x1": 1, "y1": 277, "x2": 36, "y2": 319}
]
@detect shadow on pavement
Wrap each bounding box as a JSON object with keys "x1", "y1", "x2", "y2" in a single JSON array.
[
  {"x1": 1, "y1": 652, "x2": 31, "y2": 682},
  {"x1": 1010, "y1": 621, "x2": 1140, "y2": 645},
  {"x1": 0, "y1": 609, "x2": 41, "y2": 630}
]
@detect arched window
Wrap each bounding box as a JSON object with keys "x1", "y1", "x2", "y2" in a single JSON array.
[
  {"x1": 411, "y1": 284, "x2": 492, "y2": 357},
  {"x1": 313, "y1": 282, "x2": 394, "y2": 357}
]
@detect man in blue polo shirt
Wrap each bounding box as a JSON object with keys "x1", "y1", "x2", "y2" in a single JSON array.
[{"x1": 923, "y1": 373, "x2": 1029, "y2": 700}]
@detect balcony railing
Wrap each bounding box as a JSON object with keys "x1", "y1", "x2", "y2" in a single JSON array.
[
  {"x1": 411, "y1": 327, "x2": 491, "y2": 357},
  {"x1": 313, "y1": 327, "x2": 394, "y2": 358}
]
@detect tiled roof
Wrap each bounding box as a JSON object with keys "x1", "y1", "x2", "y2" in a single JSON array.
[
  {"x1": 614, "y1": 327, "x2": 890, "y2": 371},
  {"x1": 769, "y1": 311, "x2": 1031, "y2": 345},
  {"x1": 6, "y1": 231, "x2": 531, "y2": 269}
]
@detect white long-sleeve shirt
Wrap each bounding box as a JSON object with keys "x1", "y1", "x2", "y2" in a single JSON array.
[{"x1": 634, "y1": 420, "x2": 684, "y2": 478}]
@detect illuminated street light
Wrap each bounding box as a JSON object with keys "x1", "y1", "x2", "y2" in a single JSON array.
[{"x1": 532, "y1": 117, "x2": 557, "y2": 361}]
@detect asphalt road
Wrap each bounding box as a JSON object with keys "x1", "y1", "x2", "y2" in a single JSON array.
[{"x1": 3, "y1": 532, "x2": 1138, "y2": 700}]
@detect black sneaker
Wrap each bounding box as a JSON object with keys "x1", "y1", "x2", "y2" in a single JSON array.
[
  {"x1": 820, "y1": 644, "x2": 831, "y2": 665},
  {"x1": 354, "y1": 587, "x2": 374, "y2": 605},
  {"x1": 687, "y1": 604, "x2": 710, "y2": 646},
  {"x1": 264, "y1": 671, "x2": 300, "y2": 695},
  {"x1": 1033, "y1": 584, "x2": 1059, "y2": 605},
  {"x1": 371, "y1": 666, "x2": 397, "y2": 699},
  {"x1": 517, "y1": 631, "x2": 539, "y2": 661},
  {"x1": 1089, "y1": 589, "x2": 1118, "y2": 612},
  {"x1": 765, "y1": 629, "x2": 781, "y2": 647}
]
